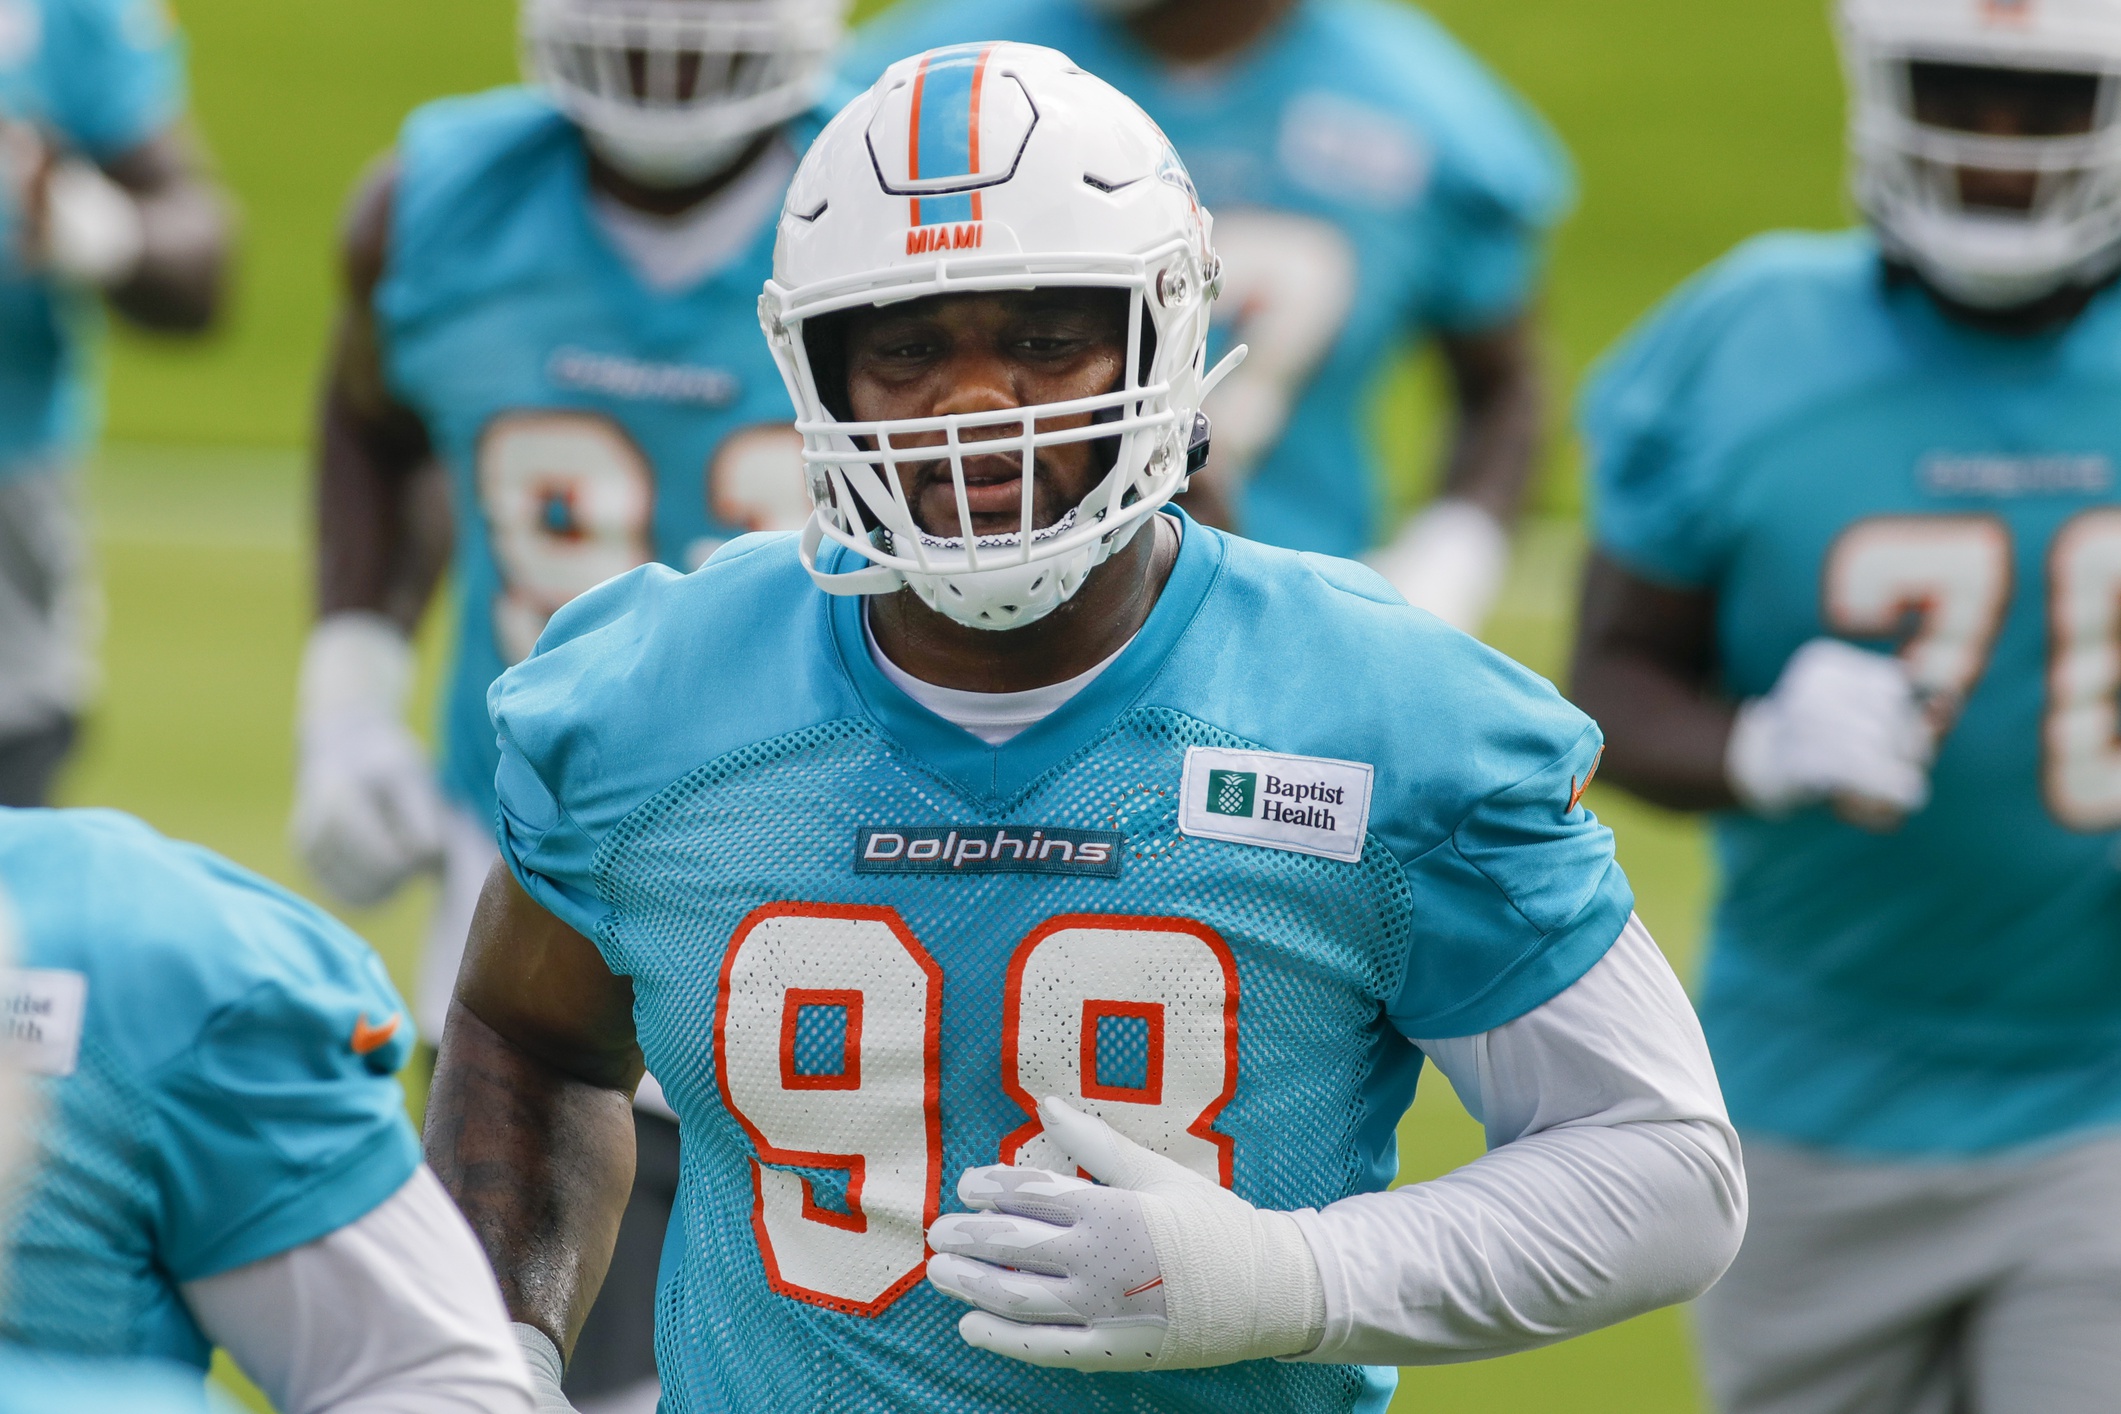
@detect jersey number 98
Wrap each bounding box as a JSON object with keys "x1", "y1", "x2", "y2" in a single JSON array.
[{"x1": 713, "y1": 903, "x2": 1239, "y2": 1316}]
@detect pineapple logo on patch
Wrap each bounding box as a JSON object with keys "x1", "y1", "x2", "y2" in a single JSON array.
[{"x1": 1206, "y1": 769, "x2": 1257, "y2": 818}]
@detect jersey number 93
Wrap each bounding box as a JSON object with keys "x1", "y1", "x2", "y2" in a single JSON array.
[{"x1": 479, "y1": 410, "x2": 807, "y2": 663}]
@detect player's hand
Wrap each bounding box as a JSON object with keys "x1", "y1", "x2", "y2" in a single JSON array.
[
  {"x1": 926, "y1": 1096, "x2": 1325, "y2": 1372},
  {"x1": 289, "y1": 613, "x2": 446, "y2": 907},
  {"x1": 1725, "y1": 637, "x2": 1935, "y2": 825},
  {"x1": 1364, "y1": 498, "x2": 1510, "y2": 633},
  {"x1": 511, "y1": 1323, "x2": 583, "y2": 1414},
  {"x1": 0, "y1": 122, "x2": 144, "y2": 287}
]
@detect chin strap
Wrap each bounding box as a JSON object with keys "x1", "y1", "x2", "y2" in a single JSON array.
[
  {"x1": 799, "y1": 513, "x2": 905, "y2": 598},
  {"x1": 1200, "y1": 343, "x2": 1248, "y2": 401}
]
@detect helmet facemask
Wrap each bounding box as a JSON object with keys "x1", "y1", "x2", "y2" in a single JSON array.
[
  {"x1": 775, "y1": 250, "x2": 1229, "y2": 631},
  {"x1": 521, "y1": 0, "x2": 844, "y2": 186},
  {"x1": 1845, "y1": 24, "x2": 2121, "y2": 308}
]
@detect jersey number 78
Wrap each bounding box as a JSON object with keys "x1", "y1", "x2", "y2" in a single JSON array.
[{"x1": 1823, "y1": 507, "x2": 2121, "y2": 829}]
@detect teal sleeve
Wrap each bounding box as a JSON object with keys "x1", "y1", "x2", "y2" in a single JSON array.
[
  {"x1": 1418, "y1": 115, "x2": 1573, "y2": 333},
  {"x1": 1389, "y1": 723, "x2": 1634, "y2": 1038},
  {"x1": 46, "y1": 0, "x2": 185, "y2": 159},
  {"x1": 1578, "y1": 259, "x2": 1752, "y2": 589},
  {"x1": 150, "y1": 944, "x2": 421, "y2": 1281},
  {"x1": 494, "y1": 732, "x2": 611, "y2": 941}
]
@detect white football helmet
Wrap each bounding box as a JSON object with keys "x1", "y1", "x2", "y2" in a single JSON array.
[
  {"x1": 521, "y1": 0, "x2": 845, "y2": 186},
  {"x1": 760, "y1": 43, "x2": 1238, "y2": 631},
  {"x1": 1840, "y1": 0, "x2": 2121, "y2": 308}
]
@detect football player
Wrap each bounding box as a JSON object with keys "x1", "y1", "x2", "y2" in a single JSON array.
[
  {"x1": 1, "y1": 892, "x2": 227, "y2": 1414},
  {"x1": 0, "y1": 808, "x2": 531, "y2": 1410},
  {"x1": 0, "y1": 0, "x2": 231, "y2": 806},
  {"x1": 291, "y1": 3, "x2": 845, "y2": 1405},
  {"x1": 1571, "y1": 2, "x2": 2121, "y2": 1410},
  {"x1": 840, "y1": 0, "x2": 1571, "y2": 633},
  {"x1": 427, "y1": 45, "x2": 1743, "y2": 1413}
]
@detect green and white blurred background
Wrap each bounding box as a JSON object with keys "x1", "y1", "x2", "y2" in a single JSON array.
[{"x1": 70, "y1": 2, "x2": 1850, "y2": 1408}]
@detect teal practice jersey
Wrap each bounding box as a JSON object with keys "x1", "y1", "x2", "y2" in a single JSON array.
[
  {"x1": 0, "y1": 0, "x2": 183, "y2": 476},
  {"x1": 0, "y1": 809, "x2": 421, "y2": 1365},
  {"x1": 376, "y1": 87, "x2": 810, "y2": 822},
  {"x1": 1584, "y1": 230, "x2": 2121, "y2": 1157},
  {"x1": 845, "y1": 0, "x2": 1571, "y2": 559},
  {"x1": 490, "y1": 515, "x2": 1632, "y2": 1413}
]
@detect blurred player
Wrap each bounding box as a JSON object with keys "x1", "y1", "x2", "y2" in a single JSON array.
[
  {"x1": 0, "y1": 0, "x2": 230, "y2": 805},
  {"x1": 427, "y1": 45, "x2": 1742, "y2": 1413},
  {"x1": 0, "y1": 808, "x2": 530, "y2": 1410},
  {"x1": 291, "y1": 2, "x2": 845, "y2": 1405},
  {"x1": 1572, "y1": 2, "x2": 2121, "y2": 1410},
  {"x1": 844, "y1": 0, "x2": 1570, "y2": 632}
]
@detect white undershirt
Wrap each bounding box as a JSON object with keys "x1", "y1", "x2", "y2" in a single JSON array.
[
  {"x1": 181, "y1": 1166, "x2": 533, "y2": 1413},
  {"x1": 1291, "y1": 914, "x2": 1747, "y2": 1365},
  {"x1": 866, "y1": 613, "x2": 1137, "y2": 745},
  {"x1": 588, "y1": 140, "x2": 796, "y2": 293}
]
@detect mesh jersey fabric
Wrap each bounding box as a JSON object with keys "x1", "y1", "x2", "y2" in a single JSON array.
[
  {"x1": 1582, "y1": 229, "x2": 2121, "y2": 1156},
  {"x1": 490, "y1": 515, "x2": 1631, "y2": 1413},
  {"x1": 843, "y1": 0, "x2": 1572, "y2": 560},
  {"x1": 0, "y1": 0, "x2": 184, "y2": 478},
  {"x1": 0, "y1": 808, "x2": 421, "y2": 1365},
  {"x1": 375, "y1": 86, "x2": 814, "y2": 821}
]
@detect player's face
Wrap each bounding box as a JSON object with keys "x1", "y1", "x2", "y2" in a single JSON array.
[
  {"x1": 1910, "y1": 61, "x2": 2101, "y2": 211},
  {"x1": 840, "y1": 289, "x2": 1131, "y2": 541}
]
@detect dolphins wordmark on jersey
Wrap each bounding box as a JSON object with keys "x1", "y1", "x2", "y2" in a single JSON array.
[
  {"x1": 1586, "y1": 229, "x2": 2121, "y2": 1156},
  {"x1": 489, "y1": 516, "x2": 1632, "y2": 1413}
]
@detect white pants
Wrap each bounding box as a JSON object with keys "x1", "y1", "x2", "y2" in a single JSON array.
[{"x1": 1697, "y1": 1131, "x2": 2121, "y2": 1414}]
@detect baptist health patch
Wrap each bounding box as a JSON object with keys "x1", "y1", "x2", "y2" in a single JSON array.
[
  {"x1": 1178, "y1": 747, "x2": 1374, "y2": 862},
  {"x1": 0, "y1": 967, "x2": 86, "y2": 1077},
  {"x1": 855, "y1": 826, "x2": 1124, "y2": 878}
]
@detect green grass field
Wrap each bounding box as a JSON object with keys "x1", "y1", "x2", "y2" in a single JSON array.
[{"x1": 64, "y1": 0, "x2": 1849, "y2": 1408}]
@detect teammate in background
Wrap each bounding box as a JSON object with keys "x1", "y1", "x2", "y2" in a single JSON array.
[
  {"x1": 1572, "y1": 3, "x2": 2121, "y2": 1410},
  {"x1": 291, "y1": 3, "x2": 844, "y2": 1405},
  {"x1": 0, "y1": 808, "x2": 530, "y2": 1411},
  {"x1": 843, "y1": 0, "x2": 1570, "y2": 632},
  {"x1": 0, "y1": 0, "x2": 230, "y2": 806},
  {"x1": 428, "y1": 46, "x2": 1742, "y2": 1413}
]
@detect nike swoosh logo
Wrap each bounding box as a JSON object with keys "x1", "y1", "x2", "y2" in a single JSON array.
[
  {"x1": 1123, "y1": 1277, "x2": 1164, "y2": 1298},
  {"x1": 1568, "y1": 747, "x2": 1605, "y2": 814},
  {"x1": 351, "y1": 1013, "x2": 402, "y2": 1056}
]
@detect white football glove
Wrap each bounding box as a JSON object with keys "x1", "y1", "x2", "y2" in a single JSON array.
[
  {"x1": 1726, "y1": 637, "x2": 1935, "y2": 824},
  {"x1": 1364, "y1": 498, "x2": 1509, "y2": 634},
  {"x1": 0, "y1": 122, "x2": 147, "y2": 288},
  {"x1": 290, "y1": 612, "x2": 446, "y2": 907},
  {"x1": 511, "y1": 1324, "x2": 582, "y2": 1414},
  {"x1": 40, "y1": 157, "x2": 144, "y2": 287},
  {"x1": 926, "y1": 1096, "x2": 1325, "y2": 1372}
]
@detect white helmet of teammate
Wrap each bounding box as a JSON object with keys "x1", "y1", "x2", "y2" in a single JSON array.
[
  {"x1": 521, "y1": 0, "x2": 845, "y2": 185},
  {"x1": 760, "y1": 43, "x2": 1237, "y2": 631},
  {"x1": 1840, "y1": 0, "x2": 2121, "y2": 308}
]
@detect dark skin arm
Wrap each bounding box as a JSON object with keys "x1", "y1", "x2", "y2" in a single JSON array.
[
  {"x1": 314, "y1": 156, "x2": 452, "y2": 629},
  {"x1": 76, "y1": 125, "x2": 230, "y2": 331},
  {"x1": 1433, "y1": 312, "x2": 1546, "y2": 523},
  {"x1": 1568, "y1": 549, "x2": 1740, "y2": 812},
  {"x1": 425, "y1": 862, "x2": 643, "y2": 1354}
]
